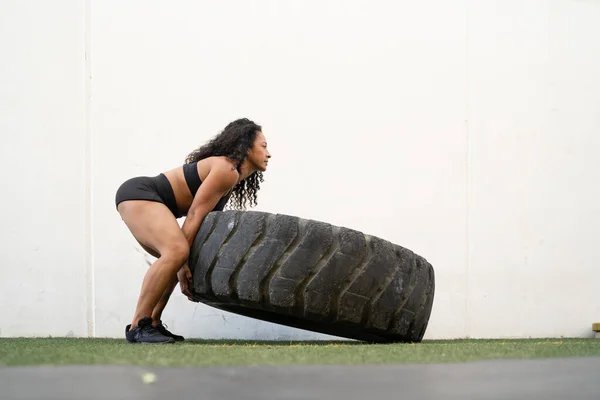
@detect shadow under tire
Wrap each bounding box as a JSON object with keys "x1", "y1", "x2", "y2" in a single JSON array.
[{"x1": 188, "y1": 210, "x2": 435, "y2": 343}]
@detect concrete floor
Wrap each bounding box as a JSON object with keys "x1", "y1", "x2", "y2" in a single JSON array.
[{"x1": 1, "y1": 357, "x2": 599, "y2": 400}]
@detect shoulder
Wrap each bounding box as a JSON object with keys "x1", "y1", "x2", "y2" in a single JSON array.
[
  {"x1": 206, "y1": 157, "x2": 239, "y2": 187},
  {"x1": 208, "y1": 156, "x2": 237, "y2": 170}
]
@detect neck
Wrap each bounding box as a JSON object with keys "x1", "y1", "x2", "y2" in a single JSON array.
[{"x1": 238, "y1": 160, "x2": 255, "y2": 182}]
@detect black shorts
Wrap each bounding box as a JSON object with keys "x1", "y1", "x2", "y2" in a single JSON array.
[{"x1": 115, "y1": 173, "x2": 182, "y2": 218}]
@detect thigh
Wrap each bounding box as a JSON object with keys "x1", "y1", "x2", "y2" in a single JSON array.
[
  {"x1": 137, "y1": 240, "x2": 160, "y2": 259},
  {"x1": 118, "y1": 200, "x2": 186, "y2": 256}
]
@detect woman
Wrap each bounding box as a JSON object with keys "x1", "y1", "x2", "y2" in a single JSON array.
[{"x1": 115, "y1": 118, "x2": 271, "y2": 344}]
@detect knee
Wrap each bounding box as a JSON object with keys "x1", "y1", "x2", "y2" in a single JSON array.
[{"x1": 162, "y1": 242, "x2": 190, "y2": 267}]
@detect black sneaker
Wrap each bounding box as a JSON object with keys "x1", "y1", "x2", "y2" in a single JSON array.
[
  {"x1": 125, "y1": 317, "x2": 174, "y2": 344},
  {"x1": 156, "y1": 322, "x2": 185, "y2": 342}
]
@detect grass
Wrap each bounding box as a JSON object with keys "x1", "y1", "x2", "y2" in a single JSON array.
[{"x1": 1, "y1": 338, "x2": 599, "y2": 367}]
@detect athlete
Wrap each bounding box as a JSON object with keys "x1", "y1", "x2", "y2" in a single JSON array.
[{"x1": 115, "y1": 118, "x2": 271, "y2": 343}]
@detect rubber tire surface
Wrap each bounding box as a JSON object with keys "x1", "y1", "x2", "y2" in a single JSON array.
[{"x1": 188, "y1": 210, "x2": 435, "y2": 343}]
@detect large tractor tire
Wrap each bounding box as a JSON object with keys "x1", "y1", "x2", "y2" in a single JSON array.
[{"x1": 188, "y1": 210, "x2": 435, "y2": 343}]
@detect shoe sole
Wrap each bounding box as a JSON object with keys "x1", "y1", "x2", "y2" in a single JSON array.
[{"x1": 126, "y1": 339, "x2": 175, "y2": 344}]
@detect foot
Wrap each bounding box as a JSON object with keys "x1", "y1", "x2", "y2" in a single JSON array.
[
  {"x1": 155, "y1": 321, "x2": 185, "y2": 342},
  {"x1": 125, "y1": 317, "x2": 174, "y2": 344}
]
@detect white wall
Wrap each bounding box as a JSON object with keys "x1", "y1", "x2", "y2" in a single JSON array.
[
  {"x1": 466, "y1": 1, "x2": 600, "y2": 338},
  {"x1": 0, "y1": 0, "x2": 90, "y2": 337},
  {"x1": 1, "y1": 0, "x2": 599, "y2": 339}
]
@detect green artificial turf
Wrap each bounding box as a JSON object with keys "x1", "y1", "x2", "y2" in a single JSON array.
[{"x1": 1, "y1": 338, "x2": 599, "y2": 367}]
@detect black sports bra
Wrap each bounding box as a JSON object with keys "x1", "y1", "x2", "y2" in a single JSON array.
[
  {"x1": 183, "y1": 162, "x2": 202, "y2": 197},
  {"x1": 183, "y1": 162, "x2": 232, "y2": 212}
]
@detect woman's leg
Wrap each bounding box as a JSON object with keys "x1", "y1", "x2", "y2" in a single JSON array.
[
  {"x1": 118, "y1": 200, "x2": 189, "y2": 329},
  {"x1": 151, "y1": 275, "x2": 178, "y2": 323},
  {"x1": 135, "y1": 242, "x2": 181, "y2": 327}
]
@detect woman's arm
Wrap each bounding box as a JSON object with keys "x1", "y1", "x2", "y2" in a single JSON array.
[
  {"x1": 181, "y1": 160, "x2": 238, "y2": 247},
  {"x1": 177, "y1": 160, "x2": 238, "y2": 300}
]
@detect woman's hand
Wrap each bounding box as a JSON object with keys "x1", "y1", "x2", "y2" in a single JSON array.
[{"x1": 177, "y1": 264, "x2": 199, "y2": 302}]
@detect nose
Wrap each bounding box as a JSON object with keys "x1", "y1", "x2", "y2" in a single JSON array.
[{"x1": 267, "y1": 151, "x2": 272, "y2": 158}]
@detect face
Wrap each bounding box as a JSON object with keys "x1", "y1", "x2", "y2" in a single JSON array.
[{"x1": 247, "y1": 131, "x2": 271, "y2": 172}]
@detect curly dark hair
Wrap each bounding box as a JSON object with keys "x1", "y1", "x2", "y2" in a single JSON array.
[{"x1": 184, "y1": 118, "x2": 264, "y2": 210}]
